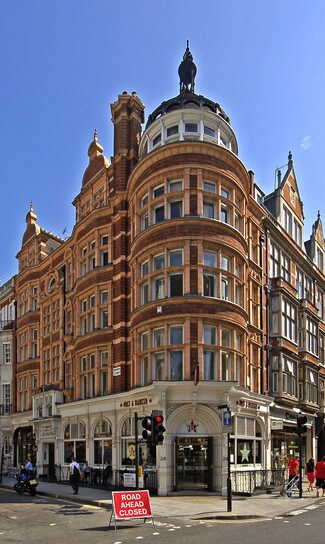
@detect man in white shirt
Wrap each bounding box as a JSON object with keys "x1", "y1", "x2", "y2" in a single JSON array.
[{"x1": 69, "y1": 456, "x2": 81, "y2": 495}]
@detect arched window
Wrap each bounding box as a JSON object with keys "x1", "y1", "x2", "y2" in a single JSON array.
[
  {"x1": 63, "y1": 421, "x2": 86, "y2": 464},
  {"x1": 93, "y1": 418, "x2": 112, "y2": 466}
]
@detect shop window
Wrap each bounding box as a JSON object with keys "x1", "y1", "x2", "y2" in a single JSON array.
[
  {"x1": 230, "y1": 417, "x2": 262, "y2": 467},
  {"x1": 64, "y1": 422, "x2": 86, "y2": 464},
  {"x1": 94, "y1": 418, "x2": 112, "y2": 467}
]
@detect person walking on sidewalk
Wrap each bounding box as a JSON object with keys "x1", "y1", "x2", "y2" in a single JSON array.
[
  {"x1": 288, "y1": 455, "x2": 299, "y2": 482},
  {"x1": 315, "y1": 456, "x2": 325, "y2": 497},
  {"x1": 69, "y1": 456, "x2": 81, "y2": 495},
  {"x1": 306, "y1": 458, "x2": 315, "y2": 492}
]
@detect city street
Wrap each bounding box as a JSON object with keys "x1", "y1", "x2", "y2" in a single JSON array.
[{"x1": 0, "y1": 488, "x2": 325, "y2": 544}]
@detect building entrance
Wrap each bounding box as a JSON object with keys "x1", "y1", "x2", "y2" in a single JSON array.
[{"x1": 175, "y1": 437, "x2": 212, "y2": 490}]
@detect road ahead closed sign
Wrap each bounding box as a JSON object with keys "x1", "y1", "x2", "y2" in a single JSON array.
[{"x1": 112, "y1": 490, "x2": 152, "y2": 520}]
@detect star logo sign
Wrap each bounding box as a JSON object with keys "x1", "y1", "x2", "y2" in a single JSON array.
[
  {"x1": 186, "y1": 420, "x2": 199, "y2": 433},
  {"x1": 240, "y1": 443, "x2": 250, "y2": 462}
]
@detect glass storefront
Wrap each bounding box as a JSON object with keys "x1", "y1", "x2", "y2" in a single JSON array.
[{"x1": 271, "y1": 426, "x2": 305, "y2": 469}]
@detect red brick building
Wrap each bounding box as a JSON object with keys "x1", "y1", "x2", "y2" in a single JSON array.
[{"x1": 4, "y1": 44, "x2": 325, "y2": 494}]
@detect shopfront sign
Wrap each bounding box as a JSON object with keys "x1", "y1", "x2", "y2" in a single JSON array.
[
  {"x1": 110, "y1": 490, "x2": 153, "y2": 530},
  {"x1": 271, "y1": 420, "x2": 283, "y2": 430},
  {"x1": 123, "y1": 472, "x2": 144, "y2": 488}
]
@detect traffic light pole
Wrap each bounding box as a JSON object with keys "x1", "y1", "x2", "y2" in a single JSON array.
[
  {"x1": 298, "y1": 434, "x2": 303, "y2": 498},
  {"x1": 227, "y1": 431, "x2": 232, "y2": 512},
  {"x1": 135, "y1": 412, "x2": 139, "y2": 490}
]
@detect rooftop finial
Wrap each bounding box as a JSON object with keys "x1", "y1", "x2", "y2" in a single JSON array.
[
  {"x1": 30, "y1": 201, "x2": 34, "y2": 212},
  {"x1": 178, "y1": 41, "x2": 197, "y2": 94},
  {"x1": 94, "y1": 129, "x2": 98, "y2": 142},
  {"x1": 288, "y1": 150, "x2": 293, "y2": 168}
]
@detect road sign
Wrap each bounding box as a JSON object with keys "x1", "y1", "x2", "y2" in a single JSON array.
[
  {"x1": 222, "y1": 409, "x2": 232, "y2": 433},
  {"x1": 109, "y1": 490, "x2": 154, "y2": 530},
  {"x1": 223, "y1": 409, "x2": 232, "y2": 426}
]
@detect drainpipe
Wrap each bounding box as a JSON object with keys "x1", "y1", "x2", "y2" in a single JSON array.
[
  {"x1": 61, "y1": 266, "x2": 67, "y2": 390},
  {"x1": 264, "y1": 229, "x2": 270, "y2": 394},
  {"x1": 259, "y1": 234, "x2": 265, "y2": 395}
]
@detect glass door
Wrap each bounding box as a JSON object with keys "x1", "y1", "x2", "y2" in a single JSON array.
[{"x1": 176, "y1": 437, "x2": 208, "y2": 489}]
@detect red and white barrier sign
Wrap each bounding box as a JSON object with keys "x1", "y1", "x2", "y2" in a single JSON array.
[{"x1": 112, "y1": 490, "x2": 152, "y2": 520}]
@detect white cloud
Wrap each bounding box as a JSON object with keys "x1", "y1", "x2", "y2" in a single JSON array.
[{"x1": 300, "y1": 135, "x2": 311, "y2": 150}]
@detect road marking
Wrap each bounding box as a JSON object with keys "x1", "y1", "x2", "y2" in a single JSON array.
[
  {"x1": 289, "y1": 510, "x2": 307, "y2": 516},
  {"x1": 283, "y1": 520, "x2": 290, "y2": 523},
  {"x1": 153, "y1": 532, "x2": 160, "y2": 535},
  {"x1": 135, "y1": 537, "x2": 144, "y2": 540},
  {"x1": 168, "y1": 528, "x2": 176, "y2": 531},
  {"x1": 305, "y1": 523, "x2": 311, "y2": 526},
  {"x1": 50, "y1": 523, "x2": 56, "y2": 526}
]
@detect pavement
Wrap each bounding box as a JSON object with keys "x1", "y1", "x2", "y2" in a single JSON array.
[{"x1": 0, "y1": 475, "x2": 322, "y2": 520}]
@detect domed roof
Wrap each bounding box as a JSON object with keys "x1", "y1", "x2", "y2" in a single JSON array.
[
  {"x1": 140, "y1": 43, "x2": 237, "y2": 158},
  {"x1": 146, "y1": 92, "x2": 230, "y2": 130},
  {"x1": 81, "y1": 130, "x2": 110, "y2": 188},
  {"x1": 146, "y1": 42, "x2": 230, "y2": 130}
]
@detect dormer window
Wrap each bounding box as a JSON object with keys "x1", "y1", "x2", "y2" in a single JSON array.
[
  {"x1": 283, "y1": 206, "x2": 292, "y2": 236},
  {"x1": 152, "y1": 133, "x2": 161, "y2": 148},
  {"x1": 167, "y1": 125, "x2": 178, "y2": 137},
  {"x1": 204, "y1": 126, "x2": 215, "y2": 137},
  {"x1": 185, "y1": 123, "x2": 198, "y2": 133}
]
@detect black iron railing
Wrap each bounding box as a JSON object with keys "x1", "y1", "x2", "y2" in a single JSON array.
[{"x1": 232, "y1": 468, "x2": 289, "y2": 494}]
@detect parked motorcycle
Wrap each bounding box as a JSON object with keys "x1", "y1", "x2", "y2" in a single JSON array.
[{"x1": 14, "y1": 468, "x2": 38, "y2": 496}]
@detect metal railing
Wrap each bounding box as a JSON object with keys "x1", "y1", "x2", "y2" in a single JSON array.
[{"x1": 232, "y1": 468, "x2": 288, "y2": 494}]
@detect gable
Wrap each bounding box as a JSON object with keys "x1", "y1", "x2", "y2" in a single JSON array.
[{"x1": 281, "y1": 169, "x2": 304, "y2": 222}]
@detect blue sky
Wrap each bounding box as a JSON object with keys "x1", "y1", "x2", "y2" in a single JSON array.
[{"x1": 1, "y1": 0, "x2": 325, "y2": 281}]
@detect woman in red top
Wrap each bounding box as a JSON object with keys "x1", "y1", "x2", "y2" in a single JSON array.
[{"x1": 315, "y1": 456, "x2": 325, "y2": 497}]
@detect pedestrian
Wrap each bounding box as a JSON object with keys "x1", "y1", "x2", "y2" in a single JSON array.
[
  {"x1": 102, "y1": 460, "x2": 112, "y2": 486},
  {"x1": 315, "y1": 456, "x2": 325, "y2": 498},
  {"x1": 81, "y1": 460, "x2": 92, "y2": 485},
  {"x1": 306, "y1": 458, "x2": 315, "y2": 492},
  {"x1": 69, "y1": 456, "x2": 81, "y2": 495},
  {"x1": 288, "y1": 455, "x2": 299, "y2": 482},
  {"x1": 24, "y1": 458, "x2": 33, "y2": 474}
]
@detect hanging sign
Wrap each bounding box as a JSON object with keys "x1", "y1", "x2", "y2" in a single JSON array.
[{"x1": 109, "y1": 490, "x2": 154, "y2": 530}]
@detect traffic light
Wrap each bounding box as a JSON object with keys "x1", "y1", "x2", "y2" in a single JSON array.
[
  {"x1": 152, "y1": 410, "x2": 166, "y2": 446},
  {"x1": 297, "y1": 414, "x2": 307, "y2": 435},
  {"x1": 142, "y1": 415, "x2": 152, "y2": 444}
]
